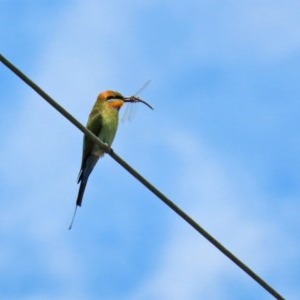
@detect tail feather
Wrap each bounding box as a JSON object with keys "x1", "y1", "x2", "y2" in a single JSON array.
[
  {"x1": 69, "y1": 154, "x2": 99, "y2": 229},
  {"x1": 76, "y1": 178, "x2": 87, "y2": 207},
  {"x1": 69, "y1": 166, "x2": 90, "y2": 230},
  {"x1": 76, "y1": 153, "x2": 99, "y2": 206}
]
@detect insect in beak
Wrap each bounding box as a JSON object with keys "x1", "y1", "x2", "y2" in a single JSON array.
[{"x1": 123, "y1": 96, "x2": 154, "y2": 110}]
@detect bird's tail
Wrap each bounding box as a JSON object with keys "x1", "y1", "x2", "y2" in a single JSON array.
[
  {"x1": 76, "y1": 178, "x2": 87, "y2": 207},
  {"x1": 69, "y1": 179, "x2": 88, "y2": 229},
  {"x1": 76, "y1": 153, "x2": 99, "y2": 207},
  {"x1": 69, "y1": 154, "x2": 99, "y2": 230}
]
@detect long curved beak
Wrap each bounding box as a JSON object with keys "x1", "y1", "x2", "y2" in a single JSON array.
[{"x1": 123, "y1": 96, "x2": 154, "y2": 110}]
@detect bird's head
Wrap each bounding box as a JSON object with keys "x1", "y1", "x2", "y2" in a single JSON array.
[
  {"x1": 97, "y1": 90, "x2": 154, "y2": 111},
  {"x1": 97, "y1": 90, "x2": 125, "y2": 110}
]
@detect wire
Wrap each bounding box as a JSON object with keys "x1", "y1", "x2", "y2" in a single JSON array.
[{"x1": 0, "y1": 53, "x2": 285, "y2": 300}]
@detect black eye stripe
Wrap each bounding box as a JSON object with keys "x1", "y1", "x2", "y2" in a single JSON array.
[{"x1": 107, "y1": 95, "x2": 123, "y2": 101}]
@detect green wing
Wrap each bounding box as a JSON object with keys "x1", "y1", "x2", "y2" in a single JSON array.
[{"x1": 81, "y1": 112, "x2": 103, "y2": 168}]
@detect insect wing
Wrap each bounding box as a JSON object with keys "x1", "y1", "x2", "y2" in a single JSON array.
[
  {"x1": 122, "y1": 80, "x2": 151, "y2": 122},
  {"x1": 121, "y1": 102, "x2": 136, "y2": 122}
]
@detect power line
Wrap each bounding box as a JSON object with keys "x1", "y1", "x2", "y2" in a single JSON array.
[{"x1": 0, "y1": 53, "x2": 285, "y2": 300}]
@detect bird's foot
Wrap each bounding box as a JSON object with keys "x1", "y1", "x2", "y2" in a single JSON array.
[{"x1": 104, "y1": 143, "x2": 113, "y2": 154}]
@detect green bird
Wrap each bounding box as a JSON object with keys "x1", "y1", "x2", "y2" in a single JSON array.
[{"x1": 69, "y1": 90, "x2": 153, "y2": 229}]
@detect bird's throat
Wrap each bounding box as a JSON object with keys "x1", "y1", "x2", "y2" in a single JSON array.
[{"x1": 107, "y1": 99, "x2": 124, "y2": 110}]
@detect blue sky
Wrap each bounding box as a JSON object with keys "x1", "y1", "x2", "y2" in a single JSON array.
[{"x1": 1, "y1": 1, "x2": 299, "y2": 299}]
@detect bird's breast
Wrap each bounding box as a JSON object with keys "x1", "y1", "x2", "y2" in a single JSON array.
[{"x1": 98, "y1": 111, "x2": 119, "y2": 146}]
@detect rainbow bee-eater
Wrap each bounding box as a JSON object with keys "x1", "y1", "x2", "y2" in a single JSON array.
[{"x1": 69, "y1": 90, "x2": 153, "y2": 229}]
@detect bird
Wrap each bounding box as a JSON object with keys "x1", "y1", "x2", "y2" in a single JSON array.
[{"x1": 69, "y1": 90, "x2": 153, "y2": 229}]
